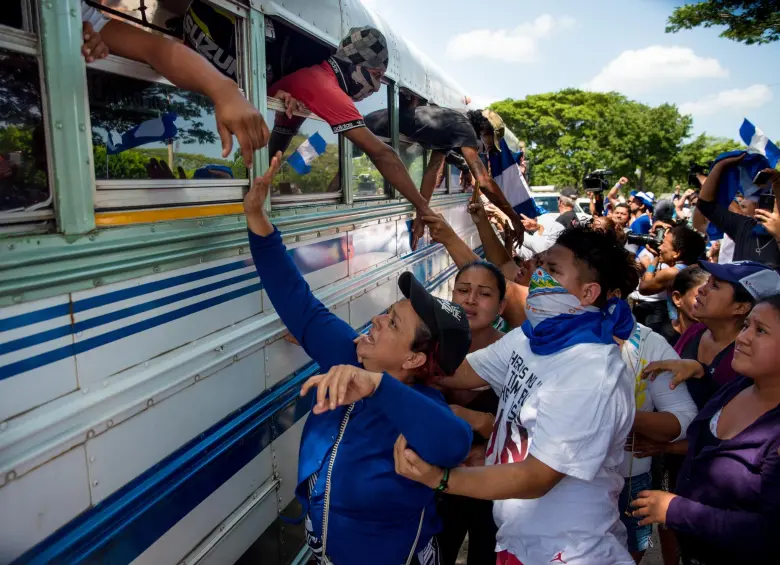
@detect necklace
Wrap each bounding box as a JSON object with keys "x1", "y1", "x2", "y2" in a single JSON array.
[{"x1": 756, "y1": 237, "x2": 774, "y2": 255}]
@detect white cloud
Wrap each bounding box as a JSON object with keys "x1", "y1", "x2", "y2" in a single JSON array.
[
  {"x1": 679, "y1": 84, "x2": 773, "y2": 117},
  {"x1": 446, "y1": 14, "x2": 575, "y2": 63},
  {"x1": 583, "y1": 46, "x2": 728, "y2": 95}
]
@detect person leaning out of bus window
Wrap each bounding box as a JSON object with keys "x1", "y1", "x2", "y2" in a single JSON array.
[
  {"x1": 243, "y1": 152, "x2": 472, "y2": 565},
  {"x1": 265, "y1": 27, "x2": 437, "y2": 243},
  {"x1": 79, "y1": 1, "x2": 269, "y2": 168}
]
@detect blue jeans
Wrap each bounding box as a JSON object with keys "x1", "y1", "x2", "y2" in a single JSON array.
[{"x1": 619, "y1": 471, "x2": 653, "y2": 553}]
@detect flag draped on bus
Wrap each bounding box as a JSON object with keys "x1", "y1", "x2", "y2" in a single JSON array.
[{"x1": 487, "y1": 129, "x2": 541, "y2": 218}]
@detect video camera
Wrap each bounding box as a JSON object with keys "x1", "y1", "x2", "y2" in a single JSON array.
[
  {"x1": 626, "y1": 225, "x2": 668, "y2": 251},
  {"x1": 583, "y1": 168, "x2": 613, "y2": 193},
  {"x1": 688, "y1": 163, "x2": 709, "y2": 189}
]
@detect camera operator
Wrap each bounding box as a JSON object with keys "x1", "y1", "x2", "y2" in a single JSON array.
[
  {"x1": 637, "y1": 224, "x2": 706, "y2": 344},
  {"x1": 697, "y1": 155, "x2": 780, "y2": 264}
]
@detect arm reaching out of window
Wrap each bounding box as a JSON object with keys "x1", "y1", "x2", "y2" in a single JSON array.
[{"x1": 98, "y1": 19, "x2": 269, "y2": 167}]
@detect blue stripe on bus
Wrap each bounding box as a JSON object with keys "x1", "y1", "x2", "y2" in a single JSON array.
[
  {"x1": 9, "y1": 274, "x2": 452, "y2": 565},
  {"x1": 0, "y1": 303, "x2": 71, "y2": 332},
  {"x1": 0, "y1": 283, "x2": 262, "y2": 381},
  {"x1": 10, "y1": 363, "x2": 317, "y2": 565},
  {"x1": 0, "y1": 272, "x2": 259, "y2": 358},
  {"x1": 73, "y1": 259, "x2": 254, "y2": 314}
]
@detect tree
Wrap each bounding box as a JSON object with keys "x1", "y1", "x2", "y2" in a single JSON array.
[
  {"x1": 667, "y1": 1, "x2": 780, "y2": 45},
  {"x1": 491, "y1": 89, "x2": 695, "y2": 194}
]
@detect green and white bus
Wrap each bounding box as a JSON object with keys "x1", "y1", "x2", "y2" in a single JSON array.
[{"x1": 0, "y1": 1, "x2": 481, "y2": 563}]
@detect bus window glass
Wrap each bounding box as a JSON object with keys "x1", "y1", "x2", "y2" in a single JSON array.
[
  {"x1": 88, "y1": 68, "x2": 248, "y2": 182},
  {"x1": 0, "y1": 0, "x2": 31, "y2": 30},
  {"x1": 0, "y1": 48, "x2": 49, "y2": 213},
  {"x1": 449, "y1": 164, "x2": 463, "y2": 192},
  {"x1": 352, "y1": 82, "x2": 388, "y2": 197},
  {"x1": 266, "y1": 110, "x2": 340, "y2": 198},
  {"x1": 400, "y1": 140, "x2": 424, "y2": 188}
]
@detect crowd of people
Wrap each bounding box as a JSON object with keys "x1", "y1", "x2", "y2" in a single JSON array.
[
  {"x1": 244, "y1": 149, "x2": 780, "y2": 565},
  {"x1": 64, "y1": 7, "x2": 779, "y2": 565}
]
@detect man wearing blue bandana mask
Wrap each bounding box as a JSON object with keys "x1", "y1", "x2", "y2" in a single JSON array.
[{"x1": 394, "y1": 226, "x2": 638, "y2": 565}]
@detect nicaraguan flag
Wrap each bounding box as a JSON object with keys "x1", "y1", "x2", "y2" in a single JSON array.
[
  {"x1": 488, "y1": 130, "x2": 541, "y2": 218},
  {"x1": 287, "y1": 132, "x2": 327, "y2": 174},
  {"x1": 107, "y1": 112, "x2": 178, "y2": 155},
  {"x1": 707, "y1": 119, "x2": 779, "y2": 240}
]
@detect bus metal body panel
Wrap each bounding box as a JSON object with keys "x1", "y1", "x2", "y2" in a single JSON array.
[{"x1": 1, "y1": 204, "x2": 479, "y2": 564}]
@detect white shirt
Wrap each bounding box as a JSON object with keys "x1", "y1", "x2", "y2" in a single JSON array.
[
  {"x1": 81, "y1": 1, "x2": 110, "y2": 32},
  {"x1": 718, "y1": 234, "x2": 736, "y2": 264},
  {"x1": 468, "y1": 330, "x2": 635, "y2": 565},
  {"x1": 630, "y1": 250, "x2": 667, "y2": 303},
  {"x1": 518, "y1": 213, "x2": 564, "y2": 259},
  {"x1": 619, "y1": 324, "x2": 698, "y2": 477}
]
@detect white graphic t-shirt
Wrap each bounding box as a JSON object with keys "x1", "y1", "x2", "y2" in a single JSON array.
[
  {"x1": 468, "y1": 328, "x2": 635, "y2": 565},
  {"x1": 620, "y1": 323, "x2": 698, "y2": 478}
]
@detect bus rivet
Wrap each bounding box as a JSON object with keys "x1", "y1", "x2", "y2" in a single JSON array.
[
  {"x1": 233, "y1": 355, "x2": 239, "y2": 362},
  {"x1": 12, "y1": 296, "x2": 22, "y2": 303},
  {"x1": 55, "y1": 121, "x2": 63, "y2": 129},
  {"x1": 198, "y1": 220, "x2": 204, "y2": 226},
  {"x1": 82, "y1": 388, "x2": 89, "y2": 394},
  {"x1": 89, "y1": 456, "x2": 96, "y2": 463},
  {"x1": 153, "y1": 266, "x2": 159, "y2": 273},
  {"x1": 238, "y1": 247, "x2": 244, "y2": 254},
  {"x1": 147, "y1": 399, "x2": 154, "y2": 407},
  {"x1": 6, "y1": 471, "x2": 16, "y2": 481},
  {"x1": 107, "y1": 419, "x2": 114, "y2": 428},
  {"x1": 78, "y1": 124, "x2": 86, "y2": 132},
  {"x1": 89, "y1": 235, "x2": 95, "y2": 241},
  {"x1": 93, "y1": 480, "x2": 99, "y2": 487},
  {"x1": 150, "y1": 226, "x2": 155, "y2": 232}
]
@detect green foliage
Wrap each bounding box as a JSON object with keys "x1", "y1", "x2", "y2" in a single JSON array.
[
  {"x1": 666, "y1": 0, "x2": 780, "y2": 45},
  {"x1": 491, "y1": 89, "x2": 697, "y2": 194},
  {"x1": 274, "y1": 134, "x2": 340, "y2": 193},
  {"x1": 92, "y1": 144, "x2": 247, "y2": 180}
]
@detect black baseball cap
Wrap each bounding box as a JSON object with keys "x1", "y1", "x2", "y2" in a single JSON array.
[{"x1": 398, "y1": 272, "x2": 472, "y2": 375}]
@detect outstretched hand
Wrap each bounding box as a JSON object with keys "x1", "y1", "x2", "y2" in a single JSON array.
[
  {"x1": 243, "y1": 151, "x2": 283, "y2": 235},
  {"x1": 300, "y1": 364, "x2": 383, "y2": 415},
  {"x1": 213, "y1": 84, "x2": 270, "y2": 169}
]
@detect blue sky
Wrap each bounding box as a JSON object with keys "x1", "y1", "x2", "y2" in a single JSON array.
[{"x1": 362, "y1": 0, "x2": 780, "y2": 142}]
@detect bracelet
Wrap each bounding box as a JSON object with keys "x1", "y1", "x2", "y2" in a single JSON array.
[
  {"x1": 435, "y1": 467, "x2": 451, "y2": 492},
  {"x1": 647, "y1": 264, "x2": 656, "y2": 273}
]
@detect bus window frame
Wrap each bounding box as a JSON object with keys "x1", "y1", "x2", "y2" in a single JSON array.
[
  {"x1": 351, "y1": 79, "x2": 392, "y2": 202},
  {"x1": 0, "y1": 2, "x2": 56, "y2": 229},
  {"x1": 265, "y1": 96, "x2": 343, "y2": 208},
  {"x1": 86, "y1": 0, "x2": 252, "y2": 212}
]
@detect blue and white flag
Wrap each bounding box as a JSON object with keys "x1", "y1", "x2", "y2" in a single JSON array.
[
  {"x1": 488, "y1": 130, "x2": 541, "y2": 218},
  {"x1": 707, "y1": 119, "x2": 779, "y2": 240},
  {"x1": 287, "y1": 132, "x2": 327, "y2": 174},
  {"x1": 107, "y1": 112, "x2": 178, "y2": 155}
]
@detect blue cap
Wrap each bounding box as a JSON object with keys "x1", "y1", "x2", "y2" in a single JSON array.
[
  {"x1": 633, "y1": 191, "x2": 655, "y2": 211},
  {"x1": 629, "y1": 190, "x2": 638, "y2": 198},
  {"x1": 699, "y1": 260, "x2": 780, "y2": 301}
]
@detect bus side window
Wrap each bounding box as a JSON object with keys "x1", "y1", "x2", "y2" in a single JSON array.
[
  {"x1": 264, "y1": 17, "x2": 343, "y2": 206},
  {"x1": 352, "y1": 82, "x2": 391, "y2": 199},
  {"x1": 0, "y1": 1, "x2": 53, "y2": 234},
  {"x1": 86, "y1": 0, "x2": 251, "y2": 214}
]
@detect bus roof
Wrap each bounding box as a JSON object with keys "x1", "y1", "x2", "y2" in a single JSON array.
[{"x1": 259, "y1": 0, "x2": 470, "y2": 110}]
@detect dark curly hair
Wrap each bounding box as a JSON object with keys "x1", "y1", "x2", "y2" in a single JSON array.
[
  {"x1": 670, "y1": 225, "x2": 706, "y2": 265},
  {"x1": 466, "y1": 109, "x2": 492, "y2": 137},
  {"x1": 555, "y1": 225, "x2": 640, "y2": 307}
]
